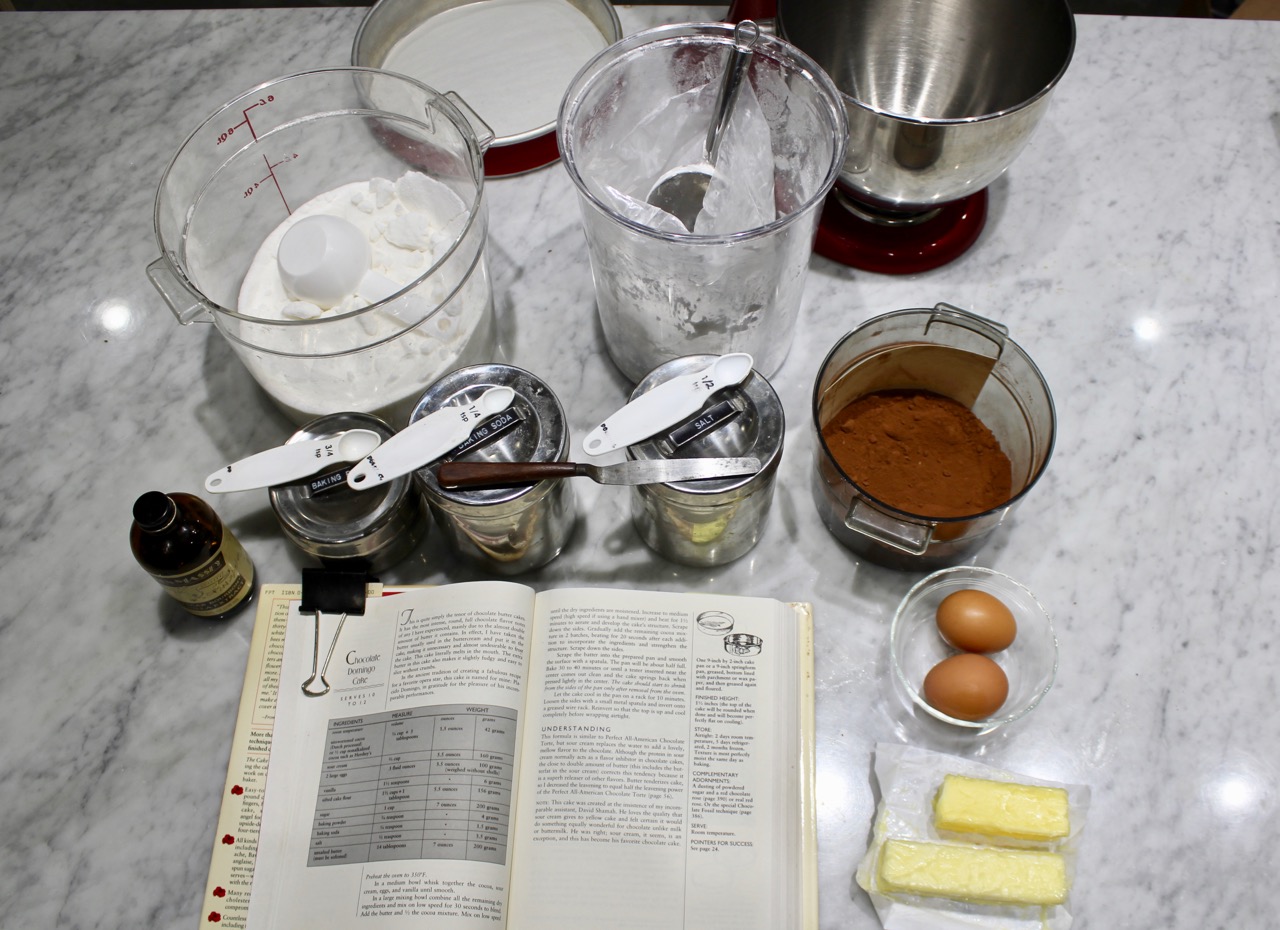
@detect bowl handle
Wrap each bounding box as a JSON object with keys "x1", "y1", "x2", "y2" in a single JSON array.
[
  {"x1": 444, "y1": 91, "x2": 495, "y2": 154},
  {"x1": 147, "y1": 256, "x2": 211, "y2": 325},
  {"x1": 926, "y1": 302, "x2": 1009, "y2": 353},
  {"x1": 843, "y1": 499, "x2": 933, "y2": 555}
]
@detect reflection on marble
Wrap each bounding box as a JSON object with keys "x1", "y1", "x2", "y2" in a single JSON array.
[{"x1": 1, "y1": 6, "x2": 1279, "y2": 930}]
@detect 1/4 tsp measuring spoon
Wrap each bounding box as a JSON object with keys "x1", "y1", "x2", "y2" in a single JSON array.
[
  {"x1": 205, "y1": 429, "x2": 383, "y2": 494},
  {"x1": 346, "y1": 386, "x2": 517, "y2": 491}
]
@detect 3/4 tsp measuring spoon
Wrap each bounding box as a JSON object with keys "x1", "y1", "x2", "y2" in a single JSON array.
[
  {"x1": 582, "y1": 352, "x2": 754, "y2": 456},
  {"x1": 346, "y1": 386, "x2": 517, "y2": 491},
  {"x1": 205, "y1": 429, "x2": 383, "y2": 494}
]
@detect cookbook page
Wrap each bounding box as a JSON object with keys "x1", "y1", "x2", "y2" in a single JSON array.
[
  {"x1": 246, "y1": 581, "x2": 536, "y2": 930},
  {"x1": 507, "y1": 587, "x2": 813, "y2": 930}
]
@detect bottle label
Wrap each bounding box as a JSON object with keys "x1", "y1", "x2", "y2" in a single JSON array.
[{"x1": 149, "y1": 530, "x2": 255, "y2": 617}]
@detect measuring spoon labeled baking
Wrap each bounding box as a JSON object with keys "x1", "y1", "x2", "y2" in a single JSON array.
[
  {"x1": 205, "y1": 429, "x2": 383, "y2": 494},
  {"x1": 582, "y1": 353, "x2": 754, "y2": 456},
  {"x1": 346, "y1": 386, "x2": 517, "y2": 491}
]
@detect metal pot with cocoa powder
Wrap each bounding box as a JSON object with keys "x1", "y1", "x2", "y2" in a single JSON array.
[{"x1": 811, "y1": 304, "x2": 1055, "y2": 570}]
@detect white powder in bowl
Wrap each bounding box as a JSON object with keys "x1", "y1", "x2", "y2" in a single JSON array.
[{"x1": 234, "y1": 172, "x2": 493, "y2": 423}]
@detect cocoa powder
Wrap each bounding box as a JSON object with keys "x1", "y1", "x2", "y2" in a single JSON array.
[{"x1": 821, "y1": 389, "x2": 1012, "y2": 517}]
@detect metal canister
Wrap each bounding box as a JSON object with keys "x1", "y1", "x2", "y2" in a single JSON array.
[
  {"x1": 627, "y1": 355, "x2": 784, "y2": 567},
  {"x1": 411, "y1": 365, "x2": 575, "y2": 574},
  {"x1": 270, "y1": 412, "x2": 428, "y2": 572}
]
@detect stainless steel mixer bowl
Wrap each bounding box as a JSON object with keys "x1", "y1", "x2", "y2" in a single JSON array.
[{"x1": 778, "y1": 0, "x2": 1075, "y2": 210}]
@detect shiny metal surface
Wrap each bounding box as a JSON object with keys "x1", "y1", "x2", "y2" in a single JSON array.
[
  {"x1": 779, "y1": 0, "x2": 1075, "y2": 209},
  {"x1": 269, "y1": 412, "x2": 429, "y2": 572},
  {"x1": 629, "y1": 355, "x2": 785, "y2": 567},
  {"x1": 353, "y1": 0, "x2": 622, "y2": 147},
  {"x1": 410, "y1": 364, "x2": 576, "y2": 574}
]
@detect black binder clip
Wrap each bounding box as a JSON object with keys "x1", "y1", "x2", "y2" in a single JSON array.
[{"x1": 299, "y1": 568, "x2": 370, "y2": 697}]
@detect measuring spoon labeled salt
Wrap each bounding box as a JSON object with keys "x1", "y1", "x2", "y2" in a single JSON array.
[
  {"x1": 582, "y1": 353, "x2": 754, "y2": 456},
  {"x1": 346, "y1": 386, "x2": 517, "y2": 491},
  {"x1": 205, "y1": 429, "x2": 383, "y2": 494}
]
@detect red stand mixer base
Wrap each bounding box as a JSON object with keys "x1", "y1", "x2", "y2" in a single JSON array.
[{"x1": 814, "y1": 188, "x2": 989, "y2": 275}]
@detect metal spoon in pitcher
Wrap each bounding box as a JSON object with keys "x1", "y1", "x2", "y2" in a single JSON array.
[{"x1": 646, "y1": 20, "x2": 760, "y2": 232}]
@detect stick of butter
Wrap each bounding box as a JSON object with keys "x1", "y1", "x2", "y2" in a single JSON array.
[
  {"x1": 933, "y1": 774, "x2": 1070, "y2": 843},
  {"x1": 877, "y1": 839, "x2": 1068, "y2": 906}
]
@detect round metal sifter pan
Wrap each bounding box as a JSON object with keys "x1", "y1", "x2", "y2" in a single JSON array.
[{"x1": 355, "y1": 0, "x2": 622, "y2": 176}]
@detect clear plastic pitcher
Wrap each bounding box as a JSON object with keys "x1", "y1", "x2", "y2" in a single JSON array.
[
  {"x1": 149, "y1": 68, "x2": 498, "y2": 425},
  {"x1": 557, "y1": 23, "x2": 847, "y2": 381}
]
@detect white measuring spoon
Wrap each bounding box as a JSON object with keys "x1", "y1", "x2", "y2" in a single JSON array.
[
  {"x1": 582, "y1": 353, "x2": 754, "y2": 456},
  {"x1": 277, "y1": 214, "x2": 400, "y2": 309},
  {"x1": 346, "y1": 386, "x2": 517, "y2": 491},
  {"x1": 205, "y1": 429, "x2": 383, "y2": 494}
]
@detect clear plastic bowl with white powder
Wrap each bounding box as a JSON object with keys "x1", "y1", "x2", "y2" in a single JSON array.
[{"x1": 150, "y1": 69, "x2": 497, "y2": 425}]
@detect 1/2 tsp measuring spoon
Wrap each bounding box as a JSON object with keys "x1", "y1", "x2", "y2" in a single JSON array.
[
  {"x1": 346, "y1": 386, "x2": 517, "y2": 491},
  {"x1": 205, "y1": 429, "x2": 383, "y2": 494},
  {"x1": 582, "y1": 352, "x2": 754, "y2": 456}
]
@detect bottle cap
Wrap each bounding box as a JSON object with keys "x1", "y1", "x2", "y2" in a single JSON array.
[{"x1": 133, "y1": 491, "x2": 177, "y2": 531}]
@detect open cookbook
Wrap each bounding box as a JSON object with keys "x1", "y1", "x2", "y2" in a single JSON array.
[{"x1": 198, "y1": 581, "x2": 816, "y2": 930}]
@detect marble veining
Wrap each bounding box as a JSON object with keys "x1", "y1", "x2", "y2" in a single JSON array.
[{"x1": 0, "y1": 6, "x2": 1278, "y2": 929}]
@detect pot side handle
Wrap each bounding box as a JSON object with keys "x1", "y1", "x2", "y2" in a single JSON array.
[
  {"x1": 844, "y1": 499, "x2": 934, "y2": 556},
  {"x1": 146, "y1": 256, "x2": 210, "y2": 325}
]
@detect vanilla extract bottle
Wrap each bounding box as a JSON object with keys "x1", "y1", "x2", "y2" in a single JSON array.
[{"x1": 130, "y1": 491, "x2": 255, "y2": 620}]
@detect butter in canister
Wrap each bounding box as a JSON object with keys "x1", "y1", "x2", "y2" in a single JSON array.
[
  {"x1": 270, "y1": 412, "x2": 429, "y2": 573},
  {"x1": 628, "y1": 355, "x2": 784, "y2": 567},
  {"x1": 410, "y1": 364, "x2": 575, "y2": 574}
]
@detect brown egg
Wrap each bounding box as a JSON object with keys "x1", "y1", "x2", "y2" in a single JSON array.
[
  {"x1": 922, "y1": 653, "x2": 1009, "y2": 721},
  {"x1": 936, "y1": 589, "x2": 1017, "y2": 653}
]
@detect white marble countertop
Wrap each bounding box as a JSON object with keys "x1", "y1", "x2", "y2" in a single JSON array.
[{"x1": 1, "y1": 5, "x2": 1278, "y2": 929}]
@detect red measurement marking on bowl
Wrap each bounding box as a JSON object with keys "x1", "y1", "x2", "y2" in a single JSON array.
[
  {"x1": 216, "y1": 94, "x2": 275, "y2": 146},
  {"x1": 243, "y1": 152, "x2": 299, "y2": 213}
]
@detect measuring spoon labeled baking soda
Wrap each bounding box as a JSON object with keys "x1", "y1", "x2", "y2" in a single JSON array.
[
  {"x1": 346, "y1": 386, "x2": 516, "y2": 491},
  {"x1": 582, "y1": 353, "x2": 753, "y2": 456},
  {"x1": 205, "y1": 429, "x2": 383, "y2": 493}
]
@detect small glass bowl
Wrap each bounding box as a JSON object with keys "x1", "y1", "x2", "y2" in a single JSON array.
[{"x1": 889, "y1": 566, "x2": 1058, "y2": 733}]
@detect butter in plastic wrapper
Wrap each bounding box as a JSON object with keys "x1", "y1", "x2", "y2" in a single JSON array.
[{"x1": 855, "y1": 743, "x2": 1090, "y2": 930}]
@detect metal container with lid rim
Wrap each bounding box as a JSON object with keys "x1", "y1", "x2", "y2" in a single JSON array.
[
  {"x1": 627, "y1": 355, "x2": 784, "y2": 567},
  {"x1": 411, "y1": 364, "x2": 576, "y2": 574},
  {"x1": 270, "y1": 412, "x2": 429, "y2": 572},
  {"x1": 354, "y1": 0, "x2": 623, "y2": 177}
]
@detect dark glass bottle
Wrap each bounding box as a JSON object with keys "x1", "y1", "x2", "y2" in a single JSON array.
[{"x1": 131, "y1": 491, "x2": 255, "y2": 620}]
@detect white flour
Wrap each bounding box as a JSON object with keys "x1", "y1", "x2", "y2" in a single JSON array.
[
  {"x1": 235, "y1": 172, "x2": 493, "y2": 423},
  {"x1": 381, "y1": 0, "x2": 609, "y2": 140}
]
